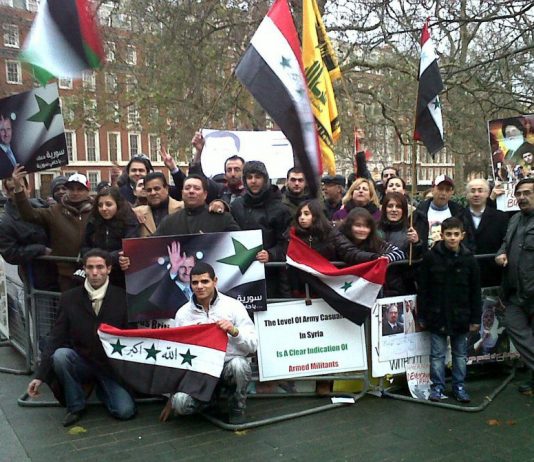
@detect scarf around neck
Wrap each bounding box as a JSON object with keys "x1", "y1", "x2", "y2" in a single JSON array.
[{"x1": 84, "y1": 277, "x2": 109, "y2": 316}]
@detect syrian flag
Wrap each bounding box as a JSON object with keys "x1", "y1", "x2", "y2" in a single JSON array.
[
  {"x1": 286, "y1": 228, "x2": 388, "y2": 325},
  {"x1": 21, "y1": 0, "x2": 104, "y2": 86},
  {"x1": 413, "y1": 19, "x2": 444, "y2": 156},
  {"x1": 235, "y1": 0, "x2": 322, "y2": 197},
  {"x1": 98, "y1": 323, "x2": 228, "y2": 402}
]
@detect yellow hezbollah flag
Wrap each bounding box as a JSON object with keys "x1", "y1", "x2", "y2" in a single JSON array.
[{"x1": 302, "y1": 0, "x2": 341, "y2": 175}]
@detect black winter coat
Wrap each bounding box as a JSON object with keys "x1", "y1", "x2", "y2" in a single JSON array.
[
  {"x1": 231, "y1": 187, "x2": 291, "y2": 261},
  {"x1": 417, "y1": 241, "x2": 481, "y2": 335}
]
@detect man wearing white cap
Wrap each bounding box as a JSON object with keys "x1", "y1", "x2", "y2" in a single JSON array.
[
  {"x1": 413, "y1": 174, "x2": 465, "y2": 250},
  {"x1": 12, "y1": 166, "x2": 93, "y2": 291}
]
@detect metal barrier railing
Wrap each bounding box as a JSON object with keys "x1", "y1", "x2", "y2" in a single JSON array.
[{"x1": 4, "y1": 253, "x2": 516, "y2": 427}]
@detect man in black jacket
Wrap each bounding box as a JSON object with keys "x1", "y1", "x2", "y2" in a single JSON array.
[
  {"x1": 26, "y1": 249, "x2": 135, "y2": 427},
  {"x1": 461, "y1": 179, "x2": 509, "y2": 287}
]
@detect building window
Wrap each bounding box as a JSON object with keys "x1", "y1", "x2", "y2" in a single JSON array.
[
  {"x1": 105, "y1": 41, "x2": 115, "y2": 63},
  {"x1": 126, "y1": 45, "x2": 137, "y2": 65},
  {"x1": 84, "y1": 99, "x2": 97, "y2": 123},
  {"x1": 149, "y1": 134, "x2": 160, "y2": 162},
  {"x1": 85, "y1": 130, "x2": 100, "y2": 162},
  {"x1": 26, "y1": 0, "x2": 39, "y2": 12},
  {"x1": 3, "y1": 24, "x2": 19, "y2": 48},
  {"x1": 108, "y1": 132, "x2": 121, "y2": 162},
  {"x1": 82, "y1": 71, "x2": 96, "y2": 91},
  {"x1": 5, "y1": 60, "x2": 22, "y2": 84},
  {"x1": 0, "y1": 0, "x2": 14, "y2": 6},
  {"x1": 60, "y1": 98, "x2": 75, "y2": 124},
  {"x1": 105, "y1": 72, "x2": 117, "y2": 92},
  {"x1": 64, "y1": 130, "x2": 76, "y2": 162},
  {"x1": 106, "y1": 101, "x2": 120, "y2": 124},
  {"x1": 99, "y1": 2, "x2": 114, "y2": 26},
  {"x1": 125, "y1": 75, "x2": 137, "y2": 93},
  {"x1": 128, "y1": 133, "x2": 141, "y2": 157},
  {"x1": 127, "y1": 104, "x2": 140, "y2": 127},
  {"x1": 87, "y1": 171, "x2": 100, "y2": 193},
  {"x1": 58, "y1": 77, "x2": 73, "y2": 89}
]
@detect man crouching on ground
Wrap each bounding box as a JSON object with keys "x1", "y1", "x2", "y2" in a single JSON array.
[
  {"x1": 160, "y1": 262, "x2": 257, "y2": 424},
  {"x1": 27, "y1": 249, "x2": 136, "y2": 427}
]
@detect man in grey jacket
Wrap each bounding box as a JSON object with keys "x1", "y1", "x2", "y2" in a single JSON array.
[{"x1": 495, "y1": 177, "x2": 534, "y2": 393}]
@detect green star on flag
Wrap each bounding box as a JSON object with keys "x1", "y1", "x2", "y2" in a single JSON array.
[
  {"x1": 432, "y1": 97, "x2": 441, "y2": 110},
  {"x1": 144, "y1": 343, "x2": 161, "y2": 360},
  {"x1": 27, "y1": 95, "x2": 61, "y2": 130},
  {"x1": 340, "y1": 281, "x2": 353, "y2": 292},
  {"x1": 280, "y1": 56, "x2": 291, "y2": 68},
  {"x1": 180, "y1": 348, "x2": 197, "y2": 366},
  {"x1": 217, "y1": 238, "x2": 262, "y2": 274},
  {"x1": 111, "y1": 339, "x2": 126, "y2": 356}
]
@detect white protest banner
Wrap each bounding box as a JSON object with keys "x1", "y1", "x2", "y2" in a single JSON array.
[
  {"x1": 254, "y1": 299, "x2": 367, "y2": 381},
  {"x1": 495, "y1": 181, "x2": 520, "y2": 212},
  {"x1": 200, "y1": 129, "x2": 294, "y2": 179},
  {"x1": 406, "y1": 357, "x2": 431, "y2": 400},
  {"x1": 0, "y1": 257, "x2": 8, "y2": 338},
  {"x1": 371, "y1": 295, "x2": 431, "y2": 377}
]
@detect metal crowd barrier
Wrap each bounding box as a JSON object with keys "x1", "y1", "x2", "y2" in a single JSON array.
[{"x1": 6, "y1": 254, "x2": 517, "y2": 428}]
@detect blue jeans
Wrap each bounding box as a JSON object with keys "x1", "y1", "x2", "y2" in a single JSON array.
[
  {"x1": 430, "y1": 333, "x2": 468, "y2": 392},
  {"x1": 52, "y1": 348, "x2": 136, "y2": 419}
]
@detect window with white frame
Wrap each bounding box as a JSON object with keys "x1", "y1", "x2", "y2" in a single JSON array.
[
  {"x1": 3, "y1": 24, "x2": 19, "y2": 48},
  {"x1": 58, "y1": 77, "x2": 73, "y2": 89},
  {"x1": 82, "y1": 71, "x2": 96, "y2": 91},
  {"x1": 128, "y1": 133, "x2": 141, "y2": 157},
  {"x1": 26, "y1": 0, "x2": 39, "y2": 12},
  {"x1": 5, "y1": 60, "x2": 22, "y2": 84},
  {"x1": 126, "y1": 45, "x2": 137, "y2": 65},
  {"x1": 127, "y1": 104, "x2": 140, "y2": 127},
  {"x1": 60, "y1": 97, "x2": 74, "y2": 124},
  {"x1": 87, "y1": 171, "x2": 101, "y2": 192},
  {"x1": 105, "y1": 41, "x2": 115, "y2": 63},
  {"x1": 98, "y1": 2, "x2": 114, "y2": 26},
  {"x1": 125, "y1": 75, "x2": 137, "y2": 93},
  {"x1": 64, "y1": 130, "x2": 76, "y2": 162},
  {"x1": 149, "y1": 134, "x2": 160, "y2": 162},
  {"x1": 107, "y1": 101, "x2": 120, "y2": 123},
  {"x1": 108, "y1": 132, "x2": 121, "y2": 162},
  {"x1": 0, "y1": 0, "x2": 14, "y2": 7},
  {"x1": 84, "y1": 99, "x2": 97, "y2": 123},
  {"x1": 105, "y1": 72, "x2": 117, "y2": 92},
  {"x1": 85, "y1": 130, "x2": 100, "y2": 162}
]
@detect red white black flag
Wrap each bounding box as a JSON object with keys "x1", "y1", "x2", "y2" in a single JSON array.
[
  {"x1": 98, "y1": 323, "x2": 228, "y2": 402},
  {"x1": 235, "y1": 0, "x2": 322, "y2": 197},
  {"x1": 413, "y1": 19, "x2": 444, "y2": 156},
  {"x1": 286, "y1": 229, "x2": 388, "y2": 325}
]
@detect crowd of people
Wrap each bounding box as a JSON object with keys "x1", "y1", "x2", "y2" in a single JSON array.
[{"x1": 0, "y1": 132, "x2": 532, "y2": 426}]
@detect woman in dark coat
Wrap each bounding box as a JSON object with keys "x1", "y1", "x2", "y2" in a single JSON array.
[{"x1": 83, "y1": 187, "x2": 139, "y2": 287}]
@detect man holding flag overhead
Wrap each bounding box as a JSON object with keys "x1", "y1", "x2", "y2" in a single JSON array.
[
  {"x1": 302, "y1": 0, "x2": 341, "y2": 175},
  {"x1": 26, "y1": 249, "x2": 135, "y2": 427},
  {"x1": 413, "y1": 19, "x2": 444, "y2": 156}
]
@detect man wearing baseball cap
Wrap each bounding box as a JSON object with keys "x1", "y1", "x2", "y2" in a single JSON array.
[
  {"x1": 413, "y1": 174, "x2": 465, "y2": 250},
  {"x1": 12, "y1": 166, "x2": 93, "y2": 291},
  {"x1": 321, "y1": 174, "x2": 345, "y2": 220}
]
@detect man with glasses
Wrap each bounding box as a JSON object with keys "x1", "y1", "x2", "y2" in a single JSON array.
[{"x1": 495, "y1": 177, "x2": 534, "y2": 394}]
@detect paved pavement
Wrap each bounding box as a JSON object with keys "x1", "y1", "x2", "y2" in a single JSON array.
[{"x1": 1, "y1": 347, "x2": 533, "y2": 462}]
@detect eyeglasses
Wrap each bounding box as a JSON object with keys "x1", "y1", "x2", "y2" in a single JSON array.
[{"x1": 514, "y1": 189, "x2": 533, "y2": 198}]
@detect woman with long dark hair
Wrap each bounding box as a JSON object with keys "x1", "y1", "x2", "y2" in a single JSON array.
[
  {"x1": 339, "y1": 207, "x2": 404, "y2": 262},
  {"x1": 83, "y1": 187, "x2": 139, "y2": 287}
]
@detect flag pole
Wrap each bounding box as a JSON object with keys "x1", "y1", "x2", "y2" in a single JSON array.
[
  {"x1": 409, "y1": 141, "x2": 418, "y2": 265},
  {"x1": 196, "y1": 67, "x2": 237, "y2": 130}
]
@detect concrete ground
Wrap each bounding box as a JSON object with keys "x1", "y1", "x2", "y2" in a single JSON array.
[{"x1": 1, "y1": 347, "x2": 533, "y2": 462}]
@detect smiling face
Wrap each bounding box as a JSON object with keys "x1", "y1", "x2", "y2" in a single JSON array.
[
  {"x1": 178, "y1": 256, "x2": 195, "y2": 284},
  {"x1": 351, "y1": 218, "x2": 371, "y2": 243},
  {"x1": 97, "y1": 194, "x2": 118, "y2": 220},
  {"x1": 386, "y1": 178, "x2": 404, "y2": 194},
  {"x1": 145, "y1": 178, "x2": 169, "y2": 207},
  {"x1": 182, "y1": 178, "x2": 207, "y2": 208},
  {"x1": 0, "y1": 118, "x2": 12, "y2": 145},
  {"x1": 385, "y1": 198, "x2": 403, "y2": 223},
  {"x1": 128, "y1": 161, "x2": 148, "y2": 184}
]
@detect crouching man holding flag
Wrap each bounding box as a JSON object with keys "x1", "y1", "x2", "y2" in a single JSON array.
[{"x1": 160, "y1": 262, "x2": 257, "y2": 425}]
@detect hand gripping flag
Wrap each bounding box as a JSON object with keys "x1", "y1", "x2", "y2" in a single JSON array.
[
  {"x1": 413, "y1": 19, "x2": 444, "y2": 156},
  {"x1": 286, "y1": 228, "x2": 388, "y2": 325},
  {"x1": 302, "y1": 0, "x2": 341, "y2": 175},
  {"x1": 98, "y1": 323, "x2": 228, "y2": 401},
  {"x1": 21, "y1": 0, "x2": 105, "y2": 86},
  {"x1": 235, "y1": 0, "x2": 322, "y2": 197}
]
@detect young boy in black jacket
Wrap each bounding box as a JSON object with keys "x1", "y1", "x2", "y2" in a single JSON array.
[{"x1": 418, "y1": 217, "x2": 481, "y2": 403}]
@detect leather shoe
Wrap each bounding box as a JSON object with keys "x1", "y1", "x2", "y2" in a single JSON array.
[
  {"x1": 228, "y1": 408, "x2": 246, "y2": 425},
  {"x1": 63, "y1": 409, "x2": 85, "y2": 427}
]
